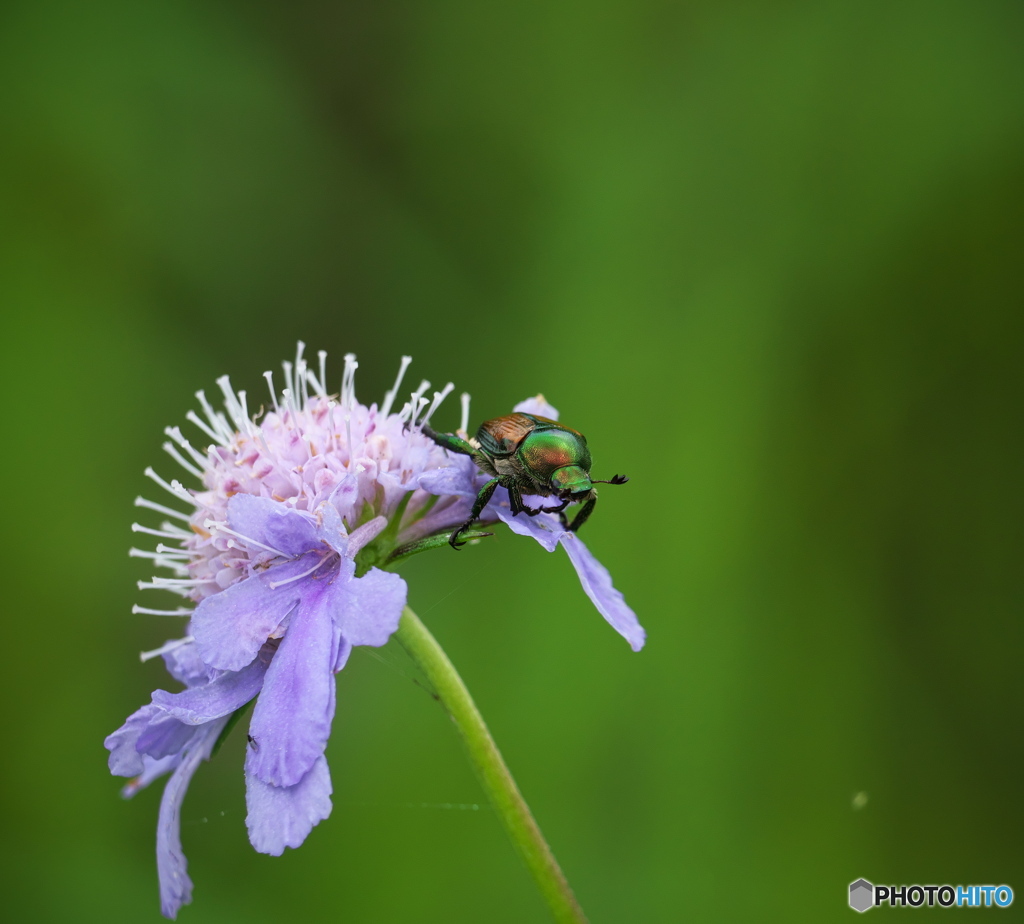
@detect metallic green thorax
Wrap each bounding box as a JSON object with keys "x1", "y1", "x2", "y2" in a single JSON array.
[{"x1": 421, "y1": 411, "x2": 627, "y2": 549}]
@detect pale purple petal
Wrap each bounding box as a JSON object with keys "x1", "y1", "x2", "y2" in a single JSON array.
[
  {"x1": 156, "y1": 718, "x2": 226, "y2": 919},
  {"x1": 561, "y1": 533, "x2": 646, "y2": 651},
  {"x1": 121, "y1": 754, "x2": 181, "y2": 799},
  {"x1": 161, "y1": 641, "x2": 215, "y2": 688},
  {"x1": 417, "y1": 458, "x2": 479, "y2": 497},
  {"x1": 331, "y1": 633, "x2": 353, "y2": 673},
  {"x1": 190, "y1": 554, "x2": 315, "y2": 671},
  {"x1": 227, "y1": 494, "x2": 320, "y2": 557},
  {"x1": 494, "y1": 499, "x2": 565, "y2": 553},
  {"x1": 334, "y1": 568, "x2": 407, "y2": 647},
  {"x1": 247, "y1": 582, "x2": 336, "y2": 787},
  {"x1": 105, "y1": 705, "x2": 159, "y2": 776},
  {"x1": 345, "y1": 515, "x2": 388, "y2": 557},
  {"x1": 136, "y1": 710, "x2": 199, "y2": 761},
  {"x1": 314, "y1": 500, "x2": 349, "y2": 555},
  {"x1": 325, "y1": 474, "x2": 359, "y2": 523},
  {"x1": 151, "y1": 656, "x2": 268, "y2": 725},
  {"x1": 376, "y1": 470, "x2": 416, "y2": 511},
  {"x1": 514, "y1": 395, "x2": 560, "y2": 419},
  {"x1": 244, "y1": 752, "x2": 332, "y2": 856}
]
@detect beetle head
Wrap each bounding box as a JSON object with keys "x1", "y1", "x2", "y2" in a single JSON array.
[{"x1": 550, "y1": 464, "x2": 593, "y2": 498}]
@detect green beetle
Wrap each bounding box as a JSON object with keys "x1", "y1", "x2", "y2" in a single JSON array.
[{"x1": 421, "y1": 412, "x2": 628, "y2": 549}]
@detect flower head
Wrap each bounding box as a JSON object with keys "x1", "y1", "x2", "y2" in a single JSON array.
[{"x1": 107, "y1": 345, "x2": 643, "y2": 919}]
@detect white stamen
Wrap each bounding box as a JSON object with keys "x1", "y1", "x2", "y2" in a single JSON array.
[
  {"x1": 161, "y1": 442, "x2": 203, "y2": 479},
  {"x1": 295, "y1": 342, "x2": 306, "y2": 387},
  {"x1": 134, "y1": 496, "x2": 192, "y2": 523},
  {"x1": 203, "y1": 519, "x2": 293, "y2": 558},
  {"x1": 238, "y1": 390, "x2": 251, "y2": 432},
  {"x1": 129, "y1": 548, "x2": 189, "y2": 576},
  {"x1": 305, "y1": 367, "x2": 326, "y2": 398},
  {"x1": 215, "y1": 376, "x2": 244, "y2": 431},
  {"x1": 129, "y1": 547, "x2": 187, "y2": 561},
  {"x1": 409, "y1": 378, "x2": 431, "y2": 407},
  {"x1": 404, "y1": 379, "x2": 431, "y2": 427},
  {"x1": 411, "y1": 396, "x2": 429, "y2": 426},
  {"x1": 397, "y1": 401, "x2": 413, "y2": 424},
  {"x1": 381, "y1": 355, "x2": 413, "y2": 417},
  {"x1": 339, "y1": 354, "x2": 359, "y2": 461},
  {"x1": 263, "y1": 371, "x2": 280, "y2": 413},
  {"x1": 196, "y1": 390, "x2": 233, "y2": 444},
  {"x1": 132, "y1": 605, "x2": 194, "y2": 617},
  {"x1": 280, "y1": 386, "x2": 296, "y2": 420},
  {"x1": 144, "y1": 467, "x2": 200, "y2": 506},
  {"x1": 318, "y1": 351, "x2": 327, "y2": 395},
  {"x1": 459, "y1": 392, "x2": 471, "y2": 435},
  {"x1": 420, "y1": 382, "x2": 455, "y2": 428},
  {"x1": 341, "y1": 353, "x2": 358, "y2": 409},
  {"x1": 140, "y1": 576, "x2": 214, "y2": 588},
  {"x1": 281, "y1": 362, "x2": 295, "y2": 410},
  {"x1": 139, "y1": 636, "x2": 194, "y2": 663},
  {"x1": 186, "y1": 410, "x2": 225, "y2": 447},
  {"x1": 297, "y1": 357, "x2": 309, "y2": 406},
  {"x1": 161, "y1": 521, "x2": 192, "y2": 536},
  {"x1": 134, "y1": 581, "x2": 190, "y2": 597},
  {"x1": 156, "y1": 543, "x2": 186, "y2": 555},
  {"x1": 267, "y1": 553, "x2": 333, "y2": 590},
  {"x1": 132, "y1": 522, "x2": 189, "y2": 540},
  {"x1": 164, "y1": 426, "x2": 208, "y2": 468}
]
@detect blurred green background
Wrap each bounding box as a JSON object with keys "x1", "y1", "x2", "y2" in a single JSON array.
[{"x1": 2, "y1": 0, "x2": 1022, "y2": 921}]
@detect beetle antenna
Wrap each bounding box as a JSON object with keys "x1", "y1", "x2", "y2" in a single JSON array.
[{"x1": 592, "y1": 474, "x2": 629, "y2": 485}]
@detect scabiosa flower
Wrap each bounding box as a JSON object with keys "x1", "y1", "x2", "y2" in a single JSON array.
[{"x1": 107, "y1": 344, "x2": 642, "y2": 919}]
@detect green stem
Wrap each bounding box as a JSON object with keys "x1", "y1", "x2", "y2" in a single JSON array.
[{"x1": 395, "y1": 606, "x2": 589, "y2": 924}]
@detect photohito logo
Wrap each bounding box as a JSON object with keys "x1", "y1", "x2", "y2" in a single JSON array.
[{"x1": 849, "y1": 879, "x2": 1014, "y2": 912}]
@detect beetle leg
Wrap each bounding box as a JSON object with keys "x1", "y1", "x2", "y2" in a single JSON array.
[
  {"x1": 450, "y1": 477, "x2": 502, "y2": 548},
  {"x1": 507, "y1": 483, "x2": 525, "y2": 516},
  {"x1": 567, "y1": 491, "x2": 597, "y2": 533},
  {"x1": 522, "y1": 497, "x2": 569, "y2": 518},
  {"x1": 421, "y1": 423, "x2": 477, "y2": 457}
]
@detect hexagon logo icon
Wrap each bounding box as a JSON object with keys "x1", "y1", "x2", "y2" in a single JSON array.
[{"x1": 849, "y1": 879, "x2": 874, "y2": 913}]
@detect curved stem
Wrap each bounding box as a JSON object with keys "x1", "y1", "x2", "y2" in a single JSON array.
[{"x1": 395, "y1": 606, "x2": 589, "y2": 924}]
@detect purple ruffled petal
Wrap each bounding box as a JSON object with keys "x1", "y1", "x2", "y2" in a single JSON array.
[
  {"x1": 105, "y1": 704, "x2": 160, "y2": 776},
  {"x1": 324, "y1": 474, "x2": 359, "y2": 523},
  {"x1": 417, "y1": 459, "x2": 480, "y2": 497},
  {"x1": 345, "y1": 515, "x2": 388, "y2": 557},
  {"x1": 494, "y1": 498, "x2": 565, "y2": 552},
  {"x1": 136, "y1": 711, "x2": 200, "y2": 762},
  {"x1": 151, "y1": 656, "x2": 268, "y2": 725},
  {"x1": 227, "y1": 494, "x2": 320, "y2": 557},
  {"x1": 561, "y1": 533, "x2": 646, "y2": 651},
  {"x1": 190, "y1": 553, "x2": 316, "y2": 671},
  {"x1": 314, "y1": 500, "x2": 349, "y2": 555},
  {"x1": 161, "y1": 641, "x2": 216, "y2": 688},
  {"x1": 331, "y1": 628, "x2": 353, "y2": 673},
  {"x1": 121, "y1": 754, "x2": 181, "y2": 799},
  {"x1": 156, "y1": 718, "x2": 227, "y2": 920},
  {"x1": 514, "y1": 395, "x2": 560, "y2": 419},
  {"x1": 334, "y1": 567, "x2": 406, "y2": 647},
  {"x1": 246, "y1": 580, "x2": 337, "y2": 787},
  {"x1": 244, "y1": 751, "x2": 333, "y2": 856}
]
